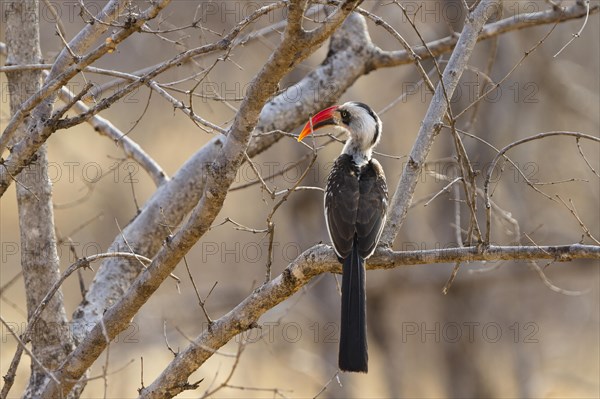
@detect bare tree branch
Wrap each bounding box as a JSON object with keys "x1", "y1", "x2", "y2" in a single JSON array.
[
  {"x1": 69, "y1": 10, "x2": 376, "y2": 349},
  {"x1": 52, "y1": 73, "x2": 168, "y2": 186},
  {"x1": 40, "y1": 2, "x2": 363, "y2": 397},
  {"x1": 0, "y1": 0, "x2": 172, "y2": 196},
  {"x1": 553, "y1": 0, "x2": 591, "y2": 57},
  {"x1": 0, "y1": 316, "x2": 60, "y2": 388},
  {"x1": 483, "y1": 131, "x2": 600, "y2": 243},
  {"x1": 139, "y1": 243, "x2": 599, "y2": 397},
  {"x1": 380, "y1": 0, "x2": 502, "y2": 247},
  {"x1": 370, "y1": 1, "x2": 598, "y2": 68},
  {"x1": 0, "y1": 0, "x2": 128, "y2": 153}
]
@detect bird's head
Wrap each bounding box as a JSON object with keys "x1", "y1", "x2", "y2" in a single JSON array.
[{"x1": 298, "y1": 102, "x2": 382, "y2": 162}]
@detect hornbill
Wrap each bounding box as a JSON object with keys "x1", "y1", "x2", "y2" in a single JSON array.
[{"x1": 298, "y1": 102, "x2": 388, "y2": 373}]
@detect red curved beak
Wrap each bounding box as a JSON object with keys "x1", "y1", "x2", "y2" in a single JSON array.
[{"x1": 297, "y1": 105, "x2": 339, "y2": 142}]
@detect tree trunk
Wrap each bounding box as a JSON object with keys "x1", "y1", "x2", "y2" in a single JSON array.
[{"x1": 5, "y1": 1, "x2": 74, "y2": 397}]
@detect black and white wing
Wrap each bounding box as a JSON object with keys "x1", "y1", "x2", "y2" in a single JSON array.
[
  {"x1": 325, "y1": 154, "x2": 360, "y2": 260},
  {"x1": 355, "y1": 158, "x2": 388, "y2": 259}
]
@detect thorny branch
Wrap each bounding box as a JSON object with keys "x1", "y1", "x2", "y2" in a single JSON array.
[
  {"x1": 54, "y1": 80, "x2": 169, "y2": 186},
  {"x1": 380, "y1": 0, "x2": 502, "y2": 247},
  {"x1": 0, "y1": 316, "x2": 60, "y2": 387},
  {"x1": 553, "y1": 0, "x2": 591, "y2": 57},
  {"x1": 0, "y1": 0, "x2": 172, "y2": 155},
  {"x1": 556, "y1": 196, "x2": 600, "y2": 246},
  {"x1": 1, "y1": 253, "x2": 151, "y2": 399},
  {"x1": 483, "y1": 132, "x2": 600, "y2": 244}
]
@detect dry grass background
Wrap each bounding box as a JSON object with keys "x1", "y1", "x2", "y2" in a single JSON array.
[{"x1": 1, "y1": 1, "x2": 599, "y2": 397}]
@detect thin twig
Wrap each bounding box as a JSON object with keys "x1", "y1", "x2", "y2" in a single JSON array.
[
  {"x1": 72, "y1": 359, "x2": 136, "y2": 383},
  {"x1": 49, "y1": 70, "x2": 168, "y2": 186},
  {"x1": 139, "y1": 357, "x2": 145, "y2": 392},
  {"x1": 313, "y1": 371, "x2": 341, "y2": 399},
  {"x1": 182, "y1": 256, "x2": 216, "y2": 324},
  {"x1": 556, "y1": 195, "x2": 600, "y2": 245},
  {"x1": 424, "y1": 177, "x2": 463, "y2": 207},
  {"x1": 576, "y1": 137, "x2": 600, "y2": 177},
  {"x1": 455, "y1": 21, "x2": 559, "y2": 119},
  {"x1": 210, "y1": 217, "x2": 268, "y2": 234},
  {"x1": 264, "y1": 151, "x2": 318, "y2": 282},
  {"x1": 243, "y1": 152, "x2": 274, "y2": 198},
  {"x1": 128, "y1": 170, "x2": 141, "y2": 213},
  {"x1": 0, "y1": 272, "x2": 22, "y2": 296},
  {"x1": 230, "y1": 153, "x2": 312, "y2": 192},
  {"x1": 554, "y1": 0, "x2": 590, "y2": 57},
  {"x1": 483, "y1": 131, "x2": 600, "y2": 243},
  {"x1": 163, "y1": 321, "x2": 179, "y2": 357},
  {"x1": 442, "y1": 262, "x2": 462, "y2": 295},
  {"x1": 200, "y1": 339, "x2": 246, "y2": 398},
  {"x1": 528, "y1": 260, "x2": 588, "y2": 296},
  {"x1": 115, "y1": 218, "x2": 180, "y2": 283},
  {"x1": 0, "y1": 316, "x2": 60, "y2": 385}
]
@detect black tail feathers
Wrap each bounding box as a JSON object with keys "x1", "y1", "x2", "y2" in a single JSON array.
[{"x1": 339, "y1": 241, "x2": 368, "y2": 373}]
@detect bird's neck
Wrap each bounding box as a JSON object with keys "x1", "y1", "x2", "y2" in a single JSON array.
[{"x1": 342, "y1": 137, "x2": 372, "y2": 167}]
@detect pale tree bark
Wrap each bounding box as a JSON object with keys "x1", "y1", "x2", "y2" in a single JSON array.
[{"x1": 4, "y1": 1, "x2": 74, "y2": 397}]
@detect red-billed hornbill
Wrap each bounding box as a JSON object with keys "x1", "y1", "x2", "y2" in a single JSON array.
[{"x1": 298, "y1": 102, "x2": 388, "y2": 373}]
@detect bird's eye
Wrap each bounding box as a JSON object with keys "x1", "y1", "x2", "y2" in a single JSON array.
[{"x1": 340, "y1": 110, "x2": 350, "y2": 123}]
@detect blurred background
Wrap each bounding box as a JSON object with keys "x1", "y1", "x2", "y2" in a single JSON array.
[{"x1": 1, "y1": 0, "x2": 599, "y2": 397}]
